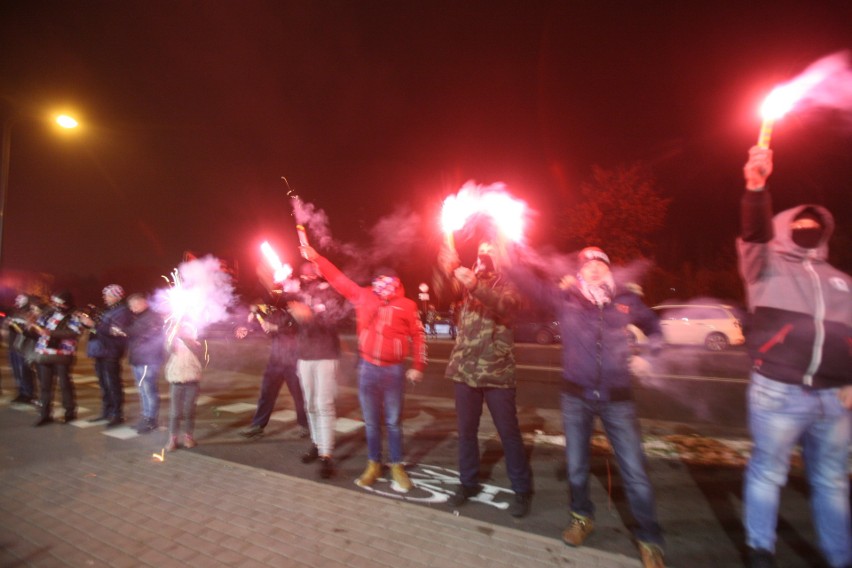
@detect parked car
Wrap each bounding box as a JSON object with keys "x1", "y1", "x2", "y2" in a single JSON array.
[
  {"x1": 650, "y1": 303, "x2": 745, "y2": 351},
  {"x1": 513, "y1": 313, "x2": 561, "y2": 345}
]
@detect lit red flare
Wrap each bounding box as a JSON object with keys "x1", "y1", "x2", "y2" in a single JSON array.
[
  {"x1": 260, "y1": 241, "x2": 293, "y2": 283},
  {"x1": 756, "y1": 52, "x2": 850, "y2": 148},
  {"x1": 440, "y1": 182, "x2": 527, "y2": 247}
]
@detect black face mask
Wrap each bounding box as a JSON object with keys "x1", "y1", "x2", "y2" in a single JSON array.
[{"x1": 792, "y1": 227, "x2": 823, "y2": 249}]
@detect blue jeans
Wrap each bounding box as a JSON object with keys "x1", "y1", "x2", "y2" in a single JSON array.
[
  {"x1": 744, "y1": 373, "x2": 851, "y2": 567},
  {"x1": 95, "y1": 358, "x2": 124, "y2": 420},
  {"x1": 358, "y1": 361, "x2": 405, "y2": 463},
  {"x1": 251, "y1": 362, "x2": 307, "y2": 429},
  {"x1": 561, "y1": 392, "x2": 663, "y2": 546},
  {"x1": 454, "y1": 382, "x2": 532, "y2": 494},
  {"x1": 169, "y1": 381, "x2": 200, "y2": 437},
  {"x1": 132, "y1": 364, "x2": 161, "y2": 422},
  {"x1": 10, "y1": 349, "x2": 35, "y2": 399}
]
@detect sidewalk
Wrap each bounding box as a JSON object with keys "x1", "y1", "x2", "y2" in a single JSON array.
[
  {"x1": 0, "y1": 419, "x2": 643, "y2": 568},
  {"x1": 0, "y1": 344, "x2": 836, "y2": 568}
]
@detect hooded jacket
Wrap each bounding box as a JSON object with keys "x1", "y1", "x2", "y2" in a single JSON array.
[
  {"x1": 314, "y1": 256, "x2": 427, "y2": 371},
  {"x1": 737, "y1": 190, "x2": 852, "y2": 389}
]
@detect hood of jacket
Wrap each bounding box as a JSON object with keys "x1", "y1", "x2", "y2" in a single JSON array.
[{"x1": 770, "y1": 204, "x2": 834, "y2": 262}]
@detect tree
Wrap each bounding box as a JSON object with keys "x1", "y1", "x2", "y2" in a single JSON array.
[{"x1": 558, "y1": 163, "x2": 671, "y2": 262}]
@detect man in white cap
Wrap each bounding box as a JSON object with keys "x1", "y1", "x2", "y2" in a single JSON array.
[
  {"x1": 510, "y1": 246, "x2": 666, "y2": 568},
  {"x1": 79, "y1": 285, "x2": 133, "y2": 427}
]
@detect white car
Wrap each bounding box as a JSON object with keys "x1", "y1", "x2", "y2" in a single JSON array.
[{"x1": 649, "y1": 303, "x2": 745, "y2": 351}]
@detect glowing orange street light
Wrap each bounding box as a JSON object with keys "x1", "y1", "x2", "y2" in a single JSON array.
[{"x1": 55, "y1": 114, "x2": 79, "y2": 129}]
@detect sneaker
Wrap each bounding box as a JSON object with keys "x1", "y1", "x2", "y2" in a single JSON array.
[
  {"x1": 136, "y1": 419, "x2": 157, "y2": 435},
  {"x1": 355, "y1": 460, "x2": 383, "y2": 488},
  {"x1": 106, "y1": 417, "x2": 124, "y2": 428},
  {"x1": 183, "y1": 434, "x2": 197, "y2": 449},
  {"x1": 88, "y1": 415, "x2": 108, "y2": 423},
  {"x1": 562, "y1": 513, "x2": 594, "y2": 547},
  {"x1": 448, "y1": 485, "x2": 481, "y2": 507},
  {"x1": 64, "y1": 413, "x2": 77, "y2": 424},
  {"x1": 638, "y1": 542, "x2": 665, "y2": 568},
  {"x1": 301, "y1": 444, "x2": 319, "y2": 463},
  {"x1": 748, "y1": 548, "x2": 776, "y2": 568},
  {"x1": 390, "y1": 463, "x2": 413, "y2": 493},
  {"x1": 239, "y1": 425, "x2": 264, "y2": 439},
  {"x1": 319, "y1": 456, "x2": 334, "y2": 479},
  {"x1": 509, "y1": 492, "x2": 532, "y2": 518},
  {"x1": 165, "y1": 436, "x2": 178, "y2": 452}
]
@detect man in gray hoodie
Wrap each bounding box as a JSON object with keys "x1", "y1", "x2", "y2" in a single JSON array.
[{"x1": 738, "y1": 146, "x2": 851, "y2": 568}]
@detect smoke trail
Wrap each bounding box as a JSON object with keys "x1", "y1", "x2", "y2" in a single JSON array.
[
  {"x1": 291, "y1": 195, "x2": 425, "y2": 282},
  {"x1": 780, "y1": 51, "x2": 852, "y2": 120},
  {"x1": 152, "y1": 255, "x2": 237, "y2": 336}
]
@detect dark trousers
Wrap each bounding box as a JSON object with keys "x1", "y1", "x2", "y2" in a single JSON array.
[
  {"x1": 454, "y1": 382, "x2": 532, "y2": 495},
  {"x1": 95, "y1": 358, "x2": 124, "y2": 420},
  {"x1": 251, "y1": 362, "x2": 307, "y2": 429},
  {"x1": 37, "y1": 363, "x2": 76, "y2": 420}
]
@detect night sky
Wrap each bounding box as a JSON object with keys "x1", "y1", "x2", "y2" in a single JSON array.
[{"x1": 2, "y1": 1, "x2": 851, "y2": 302}]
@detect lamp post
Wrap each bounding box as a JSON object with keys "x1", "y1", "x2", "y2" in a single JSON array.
[{"x1": 0, "y1": 112, "x2": 79, "y2": 269}]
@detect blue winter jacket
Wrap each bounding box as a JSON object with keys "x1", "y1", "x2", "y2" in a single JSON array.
[
  {"x1": 510, "y1": 265, "x2": 662, "y2": 401},
  {"x1": 86, "y1": 302, "x2": 132, "y2": 360}
]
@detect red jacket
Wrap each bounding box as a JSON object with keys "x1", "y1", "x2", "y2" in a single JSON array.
[{"x1": 315, "y1": 256, "x2": 427, "y2": 371}]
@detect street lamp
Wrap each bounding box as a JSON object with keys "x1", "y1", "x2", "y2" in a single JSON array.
[{"x1": 0, "y1": 111, "x2": 79, "y2": 269}]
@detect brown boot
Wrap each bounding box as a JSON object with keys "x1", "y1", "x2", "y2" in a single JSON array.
[
  {"x1": 355, "y1": 460, "x2": 382, "y2": 488},
  {"x1": 562, "y1": 513, "x2": 594, "y2": 547},
  {"x1": 390, "y1": 463, "x2": 413, "y2": 493}
]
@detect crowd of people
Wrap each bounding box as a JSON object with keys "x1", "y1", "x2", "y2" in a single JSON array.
[{"x1": 2, "y1": 145, "x2": 850, "y2": 568}]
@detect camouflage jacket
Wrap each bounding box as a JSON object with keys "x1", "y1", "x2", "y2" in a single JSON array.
[{"x1": 438, "y1": 270, "x2": 520, "y2": 388}]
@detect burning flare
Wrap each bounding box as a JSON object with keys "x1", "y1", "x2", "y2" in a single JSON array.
[
  {"x1": 440, "y1": 181, "x2": 527, "y2": 249},
  {"x1": 757, "y1": 51, "x2": 852, "y2": 148},
  {"x1": 260, "y1": 241, "x2": 293, "y2": 283}
]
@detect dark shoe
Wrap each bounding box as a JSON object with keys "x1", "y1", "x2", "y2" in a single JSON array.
[
  {"x1": 34, "y1": 416, "x2": 55, "y2": 427},
  {"x1": 136, "y1": 419, "x2": 157, "y2": 434},
  {"x1": 448, "y1": 485, "x2": 482, "y2": 507},
  {"x1": 106, "y1": 417, "x2": 125, "y2": 428},
  {"x1": 64, "y1": 413, "x2": 77, "y2": 424},
  {"x1": 509, "y1": 492, "x2": 532, "y2": 518},
  {"x1": 301, "y1": 444, "x2": 319, "y2": 464},
  {"x1": 240, "y1": 425, "x2": 264, "y2": 439},
  {"x1": 11, "y1": 395, "x2": 29, "y2": 404},
  {"x1": 748, "y1": 548, "x2": 775, "y2": 568},
  {"x1": 88, "y1": 415, "x2": 108, "y2": 423},
  {"x1": 319, "y1": 456, "x2": 334, "y2": 479}
]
